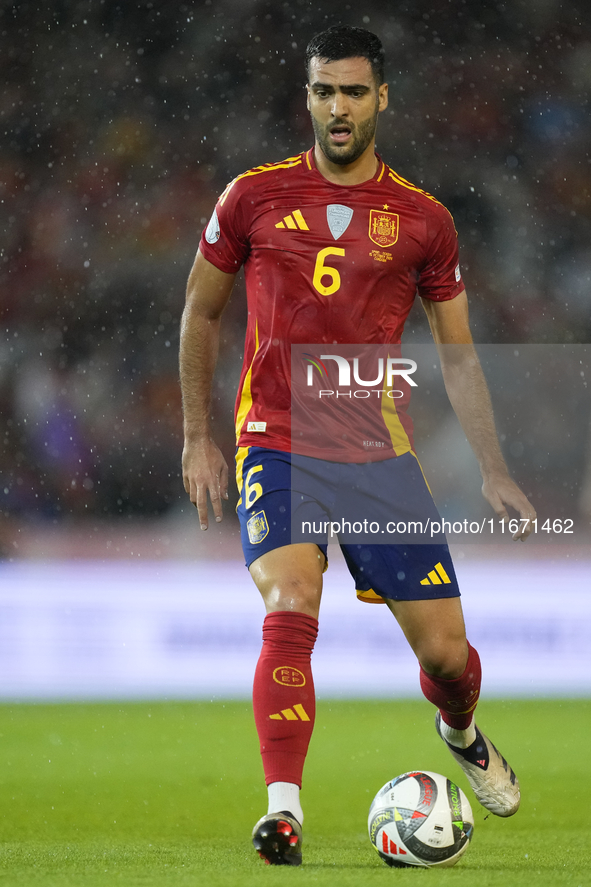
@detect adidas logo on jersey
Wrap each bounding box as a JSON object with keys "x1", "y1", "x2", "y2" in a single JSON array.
[
  {"x1": 420, "y1": 562, "x2": 451, "y2": 586},
  {"x1": 275, "y1": 210, "x2": 309, "y2": 230},
  {"x1": 269, "y1": 704, "x2": 310, "y2": 721}
]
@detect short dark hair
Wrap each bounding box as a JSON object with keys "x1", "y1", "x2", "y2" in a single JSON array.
[{"x1": 305, "y1": 25, "x2": 385, "y2": 85}]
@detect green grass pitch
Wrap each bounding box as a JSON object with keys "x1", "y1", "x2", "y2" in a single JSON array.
[{"x1": 0, "y1": 699, "x2": 588, "y2": 886}]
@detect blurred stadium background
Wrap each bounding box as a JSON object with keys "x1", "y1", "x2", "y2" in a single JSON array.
[{"x1": 1, "y1": 0, "x2": 590, "y2": 700}]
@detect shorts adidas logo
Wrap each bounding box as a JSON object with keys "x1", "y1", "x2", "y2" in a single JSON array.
[
  {"x1": 275, "y1": 209, "x2": 309, "y2": 230},
  {"x1": 420, "y1": 562, "x2": 451, "y2": 585},
  {"x1": 269, "y1": 703, "x2": 310, "y2": 721}
]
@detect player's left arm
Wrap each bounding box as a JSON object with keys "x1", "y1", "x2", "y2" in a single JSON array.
[{"x1": 421, "y1": 290, "x2": 536, "y2": 540}]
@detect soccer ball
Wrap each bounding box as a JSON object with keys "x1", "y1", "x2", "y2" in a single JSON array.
[{"x1": 368, "y1": 770, "x2": 474, "y2": 868}]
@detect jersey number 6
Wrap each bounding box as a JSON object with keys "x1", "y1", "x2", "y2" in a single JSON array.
[
  {"x1": 244, "y1": 465, "x2": 263, "y2": 509},
  {"x1": 312, "y1": 247, "x2": 345, "y2": 296}
]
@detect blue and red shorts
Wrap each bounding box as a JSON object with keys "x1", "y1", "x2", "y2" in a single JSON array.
[{"x1": 235, "y1": 447, "x2": 460, "y2": 604}]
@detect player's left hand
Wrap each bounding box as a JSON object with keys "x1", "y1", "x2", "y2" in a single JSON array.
[{"x1": 481, "y1": 472, "x2": 537, "y2": 541}]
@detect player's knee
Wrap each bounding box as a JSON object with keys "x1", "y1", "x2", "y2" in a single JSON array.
[
  {"x1": 260, "y1": 575, "x2": 321, "y2": 618},
  {"x1": 250, "y1": 545, "x2": 323, "y2": 617},
  {"x1": 418, "y1": 638, "x2": 468, "y2": 679}
]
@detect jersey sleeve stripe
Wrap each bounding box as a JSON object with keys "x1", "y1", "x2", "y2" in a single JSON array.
[
  {"x1": 219, "y1": 156, "x2": 304, "y2": 205},
  {"x1": 387, "y1": 168, "x2": 442, "y2": 206}
]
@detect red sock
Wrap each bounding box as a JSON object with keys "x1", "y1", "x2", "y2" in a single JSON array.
[
  {"x1": 419, "y1": 641, "x2": 481, "y2": 730},
  {"x1": 252, "y1": 611, "x2": 318, "y2": 787}
]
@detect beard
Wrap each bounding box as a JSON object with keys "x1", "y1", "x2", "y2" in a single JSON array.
[{"x1": 311, "y1": 108, "x2": 379, "y2": 166}]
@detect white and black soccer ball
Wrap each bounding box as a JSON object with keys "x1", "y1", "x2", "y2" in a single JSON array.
[{"x1": 368, "y1": 770, "x2": 474, "y2": 868}]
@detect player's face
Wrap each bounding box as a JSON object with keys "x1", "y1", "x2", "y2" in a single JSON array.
[{"x1": 306, "y1": 56, "x2": 388, "y2": 166}]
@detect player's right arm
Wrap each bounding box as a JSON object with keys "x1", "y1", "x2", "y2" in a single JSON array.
[{"x1": 180, "y1": 249, "x2": 236, "y2": 529}]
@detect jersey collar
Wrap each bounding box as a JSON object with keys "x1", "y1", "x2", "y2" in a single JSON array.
[{"x1": 304, "y1": 147, "x2": 386, "y2": 185}]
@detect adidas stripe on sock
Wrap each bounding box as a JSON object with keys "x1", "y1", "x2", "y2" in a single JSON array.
[{"x1": 253, "y1": 611, "x2": 318, "y2": 787}]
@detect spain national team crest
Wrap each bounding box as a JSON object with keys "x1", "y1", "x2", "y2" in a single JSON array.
[
  {"x1": 369, "y1": 209, "x2": 399, "y2": 247},
  {"x1": 247, "y1": 510, "x2": 269, "y2": 544}
]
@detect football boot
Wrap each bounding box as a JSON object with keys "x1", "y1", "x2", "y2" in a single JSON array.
[
  {"x1": 251, "y1": 811, "x2": 303, "y2": 865},
  {"x1": 435, "y1": 712, "x2": 520, "y2": 817}
]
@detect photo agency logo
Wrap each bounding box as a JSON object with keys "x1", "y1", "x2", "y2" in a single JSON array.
[
  {"x1": 302, "y1": 352, "x2": 418, "y2": 399},
  {"x1": 302, "y1": 352, "x2": 328, "y2": 385},
  {"x1": 292, "y1": 342, "x2": 422, "y2": 469}
]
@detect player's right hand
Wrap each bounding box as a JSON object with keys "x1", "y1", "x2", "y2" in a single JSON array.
[
  {"x1": 481, "y1": 471, "x2": 537, "y2": 541},
  {"x1": 182, "y1": 438, "x2": 229, "y2": 530}
]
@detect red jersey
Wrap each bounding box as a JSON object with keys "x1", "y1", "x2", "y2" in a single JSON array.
[{"x1": 199, "y1": 149, "x2": 464, "y2": 461}]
